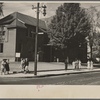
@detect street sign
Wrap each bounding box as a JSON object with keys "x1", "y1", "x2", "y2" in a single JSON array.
[{"x1": 38, "y1": 32, "x2": 44, "y2": 34}]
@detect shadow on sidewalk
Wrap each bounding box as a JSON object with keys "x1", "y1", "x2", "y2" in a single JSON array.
[
  {"x1": 11, "y1": 68, "x2": 89, "y2": 75},
  {"x1": 10, "y1": 69, "x2": 74, "y2": 75}
]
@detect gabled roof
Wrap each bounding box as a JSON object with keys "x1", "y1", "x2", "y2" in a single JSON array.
[{"x1": 0, "y1": 12, "x2": 46, "y2": 29}]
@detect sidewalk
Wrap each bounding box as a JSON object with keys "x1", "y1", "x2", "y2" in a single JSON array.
[{"x1": 0, "y1": 62, "x2": 100, "y2": 78}]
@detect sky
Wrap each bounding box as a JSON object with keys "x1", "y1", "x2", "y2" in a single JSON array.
[
  {"x1": 2, "y1": 2, "x2": 100, "y2": 19},
  {"x1": 2, "y1": 3, "x2": 62, "y2": 19}
]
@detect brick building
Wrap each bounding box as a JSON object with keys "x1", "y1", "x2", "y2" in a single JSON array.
[{"x1": 0, "y1": 12, "x2": 49, "y2": 62}]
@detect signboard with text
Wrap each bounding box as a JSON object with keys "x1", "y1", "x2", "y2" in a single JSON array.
[{"x1": 16, "y1": 53, "x2": 20, "y2": 57}]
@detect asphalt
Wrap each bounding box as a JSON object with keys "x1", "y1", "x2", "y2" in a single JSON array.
[{"x1": 0, "y1": 62, "x2": 100, "y2": 78}]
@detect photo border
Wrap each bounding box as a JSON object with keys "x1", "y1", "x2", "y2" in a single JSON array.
[{"x1": 0, "y1": 0, "x2": 100, "y2": 99}]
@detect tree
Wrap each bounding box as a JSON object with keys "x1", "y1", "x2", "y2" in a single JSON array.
[
  {"x1": 86, "y1": 6, "x2": 100, "y2": 61},
  {"x1": 48, "y1": 3, "x2": 91, "y2": 61}
]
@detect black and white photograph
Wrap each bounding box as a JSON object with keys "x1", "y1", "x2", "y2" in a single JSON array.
[{"x1": 1, "y1": 1, "x2": 100, "y2": 85}]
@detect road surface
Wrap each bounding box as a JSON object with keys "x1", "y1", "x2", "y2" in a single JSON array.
[{"x1": 1, "y1": 72, "x2": 100, "y2": 85}]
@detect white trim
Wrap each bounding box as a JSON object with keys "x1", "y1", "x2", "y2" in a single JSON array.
[{"x1": 17, "y1": 19, "x2": 25, "y2": 24}]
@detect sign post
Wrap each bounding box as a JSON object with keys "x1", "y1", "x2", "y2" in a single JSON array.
[{"x1": 16, "y1": 53, "x2": 20, "y2": 62}]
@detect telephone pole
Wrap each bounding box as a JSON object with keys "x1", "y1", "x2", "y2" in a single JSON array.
[{"x1": 32, "y1": 3, "x2": 46, "y2": 75}]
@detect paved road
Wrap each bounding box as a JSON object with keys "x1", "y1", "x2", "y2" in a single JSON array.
[{"x1": 1, "y1": 72, "x2": 100, "y2": 85}]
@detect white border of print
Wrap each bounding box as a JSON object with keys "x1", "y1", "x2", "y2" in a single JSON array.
[{"x1": 0, "y1": 1, "x2": 100, "y2": 99}]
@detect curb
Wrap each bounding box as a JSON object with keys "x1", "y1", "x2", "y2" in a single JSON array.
[
  {"x1": 0, "y1": 68, "x2": 100, "y2": 78},
  {"x1": 34, "y1": 69, "x2": 100, "y2": 78}
]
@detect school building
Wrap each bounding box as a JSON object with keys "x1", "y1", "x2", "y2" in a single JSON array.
[{"x1": 0, "y1": 12, "x2": 49, "y2": 62}]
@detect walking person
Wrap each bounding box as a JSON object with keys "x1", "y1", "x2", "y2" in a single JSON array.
[
  {"x1": 25, "y1": 58, "x2": 29, "y2": 74},
  {"x1": 5, "y1": 59, "x2": 10, "y2": 74},
  {"x1": 0, "y1": 59, "x2": 6, "y2": 75},
  {"x1": 87, "y1": 60, "x2": 91, "y2": 69},
  {"x1": 75, "y1": 58, "x2": 79, "y2": 69},
  {"x1": 20, "y1": 58, "x2": 25, "y2": 72},
  {"x1": 65, "y1": 58, "x2": 68, "y2": 70},
  {"x1": 79, "y1": 60, "x2": 81, "y2": 69},
  {"x1": 72, "y1": 59, "x2": 75, "y2": 69},
  {"x1": 90, "y1": 60, "x2": 93, "y2": 69}
]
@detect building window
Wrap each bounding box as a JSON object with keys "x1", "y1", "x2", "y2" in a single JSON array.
[{"x1": 0, "y1": 43, "x2": 3, "y2": 53}]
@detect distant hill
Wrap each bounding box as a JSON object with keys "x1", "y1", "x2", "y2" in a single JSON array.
[{"x1": 41, "y1": 16, "x2": 54, "y2": 29}]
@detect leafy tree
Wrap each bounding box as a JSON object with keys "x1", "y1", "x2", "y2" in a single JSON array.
[
  {"x1": 86, "y1": 6, "x2": 100, "y2": 60},
  {"x1": 48, "y1": 3, "x2": 91, "y2": 61}
]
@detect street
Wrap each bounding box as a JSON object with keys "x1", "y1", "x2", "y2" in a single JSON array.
[{"x1": 1, "y1": 72, "x2": 100, "y2": 85}]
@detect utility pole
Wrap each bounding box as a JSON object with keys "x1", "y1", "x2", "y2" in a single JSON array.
[
  {"x1": 32, "y1": 3, "x2": 47, "y2": 75},
  {"x1": 34, "y1": 3, "x2": 39, "y2": 75}
]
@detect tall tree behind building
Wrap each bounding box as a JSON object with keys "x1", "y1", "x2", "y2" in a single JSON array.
[
  {"x1": 87, "y1": 7, "x2": 100, "y2": 60},
  {"x1": 48, "y1": 3, "x2": 91, "y2": 61}
]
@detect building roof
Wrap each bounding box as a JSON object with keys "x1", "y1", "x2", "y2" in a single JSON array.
[{"x1": 0, "y1": 12, "x2": 46, "y2": 30}]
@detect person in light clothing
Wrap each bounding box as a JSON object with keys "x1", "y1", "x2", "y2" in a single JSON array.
[
  {"x1": 90, "y1": 60, "x2": 93, "y2": 69},
  {"x1": 72, "y1": 60, "x2": 75, "y2": 69},
  {"x1": 79, "y1": 60, "x2": 81, "y2": 69},
  {"x1": 87, "y1": 60, "x2": 90, "y2": 69}
]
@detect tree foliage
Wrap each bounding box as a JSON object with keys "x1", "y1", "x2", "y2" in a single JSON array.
[
  {"x1": 48, "y1": 3, "x2": 91, "y2": 50},
  {"x1": 86, "y1": 6, "x2": 100, "y2": 59}
]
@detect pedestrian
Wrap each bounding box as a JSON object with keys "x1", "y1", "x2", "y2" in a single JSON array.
[
  {"x1": 90, "y1": 60, "x2": 93, "y2": 69},
  {"x1": 20, "y1": 58, "x2": 25, "y2": 72},
  {"x1": 5, "y1": 59, "x2": 10, "y2": 74},
  {"x1": 72, "y1": 60, "x2": 75, "y2": 69},
  {"x1": 79, "y1": 60, "x2": 81, "y2": 69},
  {"x1": 65, "y1": 58, "x2": 68, "y2": 70},
  {"x1": 0, "y1": 59, "x2": 6, "y2": 75},
  {"x1": 87, "y1": 60, "x2": 90, "y2": 69},
  {"x1": 75, "y1": 58, "x2": 79, "y2": 69},
  {"x1": 57, "y1": 58, "x2": 59, "y2": 62},
  {"x1": 24, "y1": 58, "x2": 29, "y2": 74}
]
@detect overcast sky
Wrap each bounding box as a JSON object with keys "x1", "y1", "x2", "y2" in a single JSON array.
[{"x1": 2, "y1": 2, "x2": 100, "y2": 19}]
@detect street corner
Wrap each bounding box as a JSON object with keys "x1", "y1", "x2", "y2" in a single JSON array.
[{"x1": 0, "y1": 71, "x2": 35, "y2": 78}]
